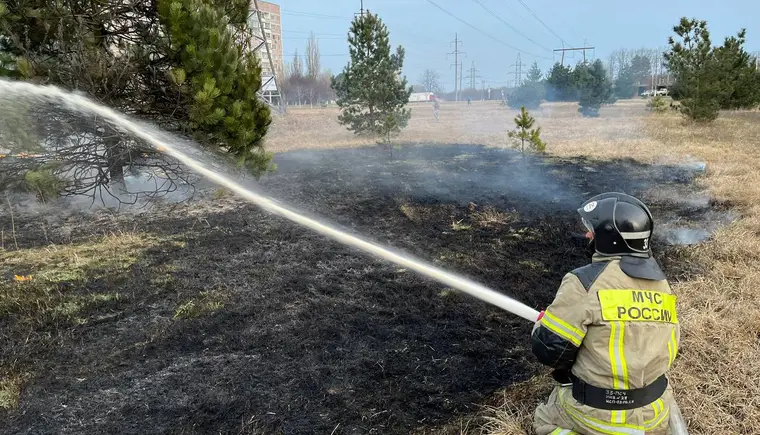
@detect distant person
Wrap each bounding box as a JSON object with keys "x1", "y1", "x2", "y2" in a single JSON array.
[
  {"x1": 531, "y1": 192, "x2": 680, "y2": 435},
  {"x1": 433, "y1": 98, "x2": 440, "y2": 121},
  {"x1": 467, "y1": 97, "x2": 472, "y2": 105}
]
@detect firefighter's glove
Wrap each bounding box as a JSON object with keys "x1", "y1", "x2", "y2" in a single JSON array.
[{"x1": 532, "y1": 310, "x2": 545, "y2": 334}]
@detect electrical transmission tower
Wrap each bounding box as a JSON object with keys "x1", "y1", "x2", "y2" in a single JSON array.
[
  {"x1": 250, "y1": 0, "x2": 285, "y2": 113},
  {"x1": 554, "y1": 46, "x2": 595, "y2": 66},
  {"x1": 447, "y1": 33, "x2": 465, "y2": 101},
  {"x1": 510, "y1": 54, "x2": 523, "y2": 88},
  {"x1": 465, "y1": 62, "x2": 481, "y2": 90},
  {"x1": 355, "y1": 0, "x2": 365, "y2": 17}
]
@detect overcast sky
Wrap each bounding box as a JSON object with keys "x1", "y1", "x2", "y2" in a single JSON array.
[{"x1": 279, "y1": 0, "x2": 759, "y2": 91}]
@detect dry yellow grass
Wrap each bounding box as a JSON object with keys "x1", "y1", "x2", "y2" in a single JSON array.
[
  {"x1": 0, "y1": 375, "x2": 23, "y2": 410},
  {"x1": 267, "y1": 100, "x2": 760, "y2": 434}
]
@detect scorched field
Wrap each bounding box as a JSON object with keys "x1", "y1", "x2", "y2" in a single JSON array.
[{"x1": 1, "y1": 100, "x2": 758, "y2": 435}]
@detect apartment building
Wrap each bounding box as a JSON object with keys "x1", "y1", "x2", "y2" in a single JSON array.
[{"x1": 249, "y1": 0, "x2": 284, "y2": 79}]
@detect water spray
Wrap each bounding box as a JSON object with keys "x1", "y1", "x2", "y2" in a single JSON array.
[
  {"x1": 0, "y1": 79, "x2": 539, "y2": 322},
  {"x1": 0, "y1": 80, "x2": 688, "y2": 433}
]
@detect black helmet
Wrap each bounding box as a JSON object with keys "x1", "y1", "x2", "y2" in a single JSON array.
[{"x1": 577, "y1": 192, "x2": 654, "y2": 257}]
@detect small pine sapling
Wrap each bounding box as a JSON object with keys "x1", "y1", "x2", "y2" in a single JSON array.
[
  {"x1": 508, "y1": 106, "x2": 547, "y2": 154},
  {"x1": 647, "y1": 95, "x2": 669, "y2": 114}
]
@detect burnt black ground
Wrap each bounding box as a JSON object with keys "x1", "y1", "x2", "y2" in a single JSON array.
[{"x1": 1, "y1": 144, "x2": 717, "y2": 434}]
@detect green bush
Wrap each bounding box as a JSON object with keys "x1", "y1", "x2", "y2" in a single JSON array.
[
  {"x1": 647, "y1": 96, "x2": 669, "y2": 114},
  {"x1": 24, "y1": 167, "x2": 63, "y2": 202}
]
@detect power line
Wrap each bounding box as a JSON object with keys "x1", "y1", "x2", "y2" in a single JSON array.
[
  {"x1": 282, "y1": 36, "x2": 345, "y2": 40},
  {"x1": 283, "y1": 30, "x2": 345, "y2": 36},
  {"x1": 424, "y1": 0, "x2": 551, "y2": 60},
  {"x1": 281, "y1": 10, "x2": 352, "y2": 20},
  {"x1": 447, "y1": 33, "x2": 465, "y2": 101},
  {"x1": 553, "y1": 46, "x2": 595, "y2": 65},
  {"x1": 510, "y1": 53, "x2": 523, "y2": 88},
  {"x1": 289, "y1": 53, "x2": 350, "y2": 57},
  {"x1": 470, "y1": 0, "x2": 552, "y2": 52},
  {"x1": 514, "y1": 0, "x2": 572, "y2": 47},
  {"x1": 464, "y1": 61, "x2": 481, "y2": 90}
]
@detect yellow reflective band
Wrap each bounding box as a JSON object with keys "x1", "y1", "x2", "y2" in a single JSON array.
[
  {"x1": 649, "y1": 406, "x2": 670, "y2": 428},
  {"x1": 644, "y1": 399, "x2": 665, "y2": 426},
  {"x1": 598, "y1": 290, "x2": 678, "y2": 324},
  {"x1": 609, "y1": 322, "x2": 620, "y2": 388},
  {"x1": 668, "y1": 328, "x2": 678, "y2": 367},
  {"x1": 541, "y1": 311, "x2": 584, "y2": 346},
  {"x1": 619, "y1": 322, "x2": 629, "y2": 389},
  {"x1": 558, "y1": 389, "x2": 645, "y2": 435},
  {"x1": 550, "y1": 429, "x2": 579, "y2": 435},
  {"x1": 608, "y1": 321, "x2": 629, "y2": 424}
]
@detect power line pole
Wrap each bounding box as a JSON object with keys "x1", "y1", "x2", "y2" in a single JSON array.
[
  {"x1": 554, "y1": 46, "x2": 595, "y2": 66},
  {"x1": 459, "y1": 63, "x2": 464, "y2": 97},
  {"x1": 250, "y1": 0, "x2": 285, "y2": 113},
  {"x1": 354, "y1": 0, "x2": 365, "y2": 18},
  {"x1": 447, "y1": 33, "x2": 465, "y2": 101},
  {"x1": 510, "y1": 54, "x2": 523, "y2": 88},
  {"x1": 465, "y1": 61, "x2": 481, "y2": 90}
]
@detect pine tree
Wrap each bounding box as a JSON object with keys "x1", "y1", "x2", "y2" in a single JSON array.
[
  {"x1": 578, "y1": 60, "x2": 614, "y2": 117},
  {"x1": 159, "y1": 0, "x2": 273, "y2": 174},
  {"x1": 614, "y1": 55, "x2": 651, "y2": 99},
  {"x1": 526, "y1": 62, "x2": 542, "y2": 82},
  {"x1": 545, "y1": 63, "x2": 577, "y2": 101},
  {"x1": 508, "y1": 106, "x2": 546, "y2": 154},
  {"x1": 508, "y1": 62, "x2": 545, "y2": 109},
  {"x1": 713, "y1": 29, "x2": 760, "y2": 110},
  {"x1": 332, "y1": 12, "x2": 412, "y2": 144},
  {"x1": 647, "y1": 95, "x2": 669, "y2": 113},
  {"x1": 0, "y1": 0, "x2": 274, "y2": 202},
  {"x1": 664, "y1": 18, "x2": 724, "y2": 122}
]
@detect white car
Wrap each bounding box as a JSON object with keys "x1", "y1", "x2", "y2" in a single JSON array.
[{"x1": 641, "y1": 89, "x2": 669, "y2": 97}]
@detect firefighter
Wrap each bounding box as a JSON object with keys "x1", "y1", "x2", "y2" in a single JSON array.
[{"x1": 531, "y1": 192, "x2": 680, "y2": 435}]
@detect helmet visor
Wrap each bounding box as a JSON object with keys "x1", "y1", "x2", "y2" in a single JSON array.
[{"x1": 581, "y1": 217, "x2": 594, "y2": 234}]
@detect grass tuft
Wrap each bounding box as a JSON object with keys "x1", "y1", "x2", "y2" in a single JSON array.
[
  {"x1": 451, "y1": 220, "x2": 472, "y2": 231},
  {"x1": 174, "y1": 290, "x2": 227, "y2": 320},
  {"x1": 0, "y1": 375, "x2": 23, "y2": 410}
]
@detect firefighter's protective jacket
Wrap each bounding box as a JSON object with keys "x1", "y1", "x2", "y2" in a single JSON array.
[{"x1": 531, "y1": 254, "x2": 680, "y2": 434}]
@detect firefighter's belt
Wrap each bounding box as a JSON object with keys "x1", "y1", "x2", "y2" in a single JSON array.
[{"x1": 570, "y1": 374, "x2": 668, "y2": 410}]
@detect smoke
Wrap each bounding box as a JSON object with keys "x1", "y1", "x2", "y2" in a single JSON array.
[
  {"x1": 659, "y1": 227, "x2": 711, "y2": 245},
  {"x1": 263, "y1": 145, "x2": 584, "y2": 215},
  {"x1": 0, "y1": 77, "x2": 730, "y2": 249},
  {"x1": 0, "y1": 90, "x2": 239, "y2": 216},
  {"x1": 0, "y1": 79, "x2": 543, "y2": 322}
]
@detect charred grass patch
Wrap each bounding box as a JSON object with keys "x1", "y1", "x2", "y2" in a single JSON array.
[
  {"x1": 0, "y1": 138, "x2": 723, "y2": 434},
  {"x1": 270, "y1": 102, "x2": 760, "y2": 435}
]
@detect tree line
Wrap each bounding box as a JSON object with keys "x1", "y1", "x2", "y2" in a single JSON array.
[
  {"x1": 508, "y1": 60, "x2": 616, "y2": 117},
  {"x1": 280, "y1": 33, "x2": 336, "y2": 106},
  {"x1": 508, "y1": 17, "x2": 760, "y2": 121}
]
